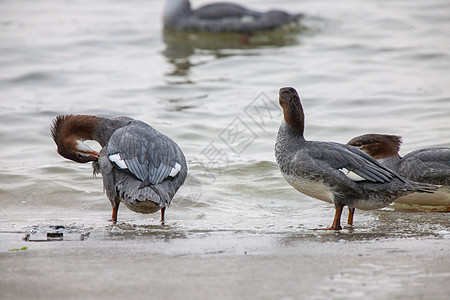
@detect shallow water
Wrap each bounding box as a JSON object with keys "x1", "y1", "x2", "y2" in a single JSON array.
[{"x1": 0, "y1": 0, "x2": 449, "y2": 298}]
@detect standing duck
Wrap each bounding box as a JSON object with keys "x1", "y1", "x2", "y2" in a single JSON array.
[
  {"x1": 274, "y1": 87, "x2": 438, "y2": 230},
  {"x1": 347, "y1": 134, "x2": 449, "y2": 209},
  {"x1": 163, "y1": 0, "x2": 302, "y2": 33},
  {"x1": 51, "y1": 114, "x2": 187, "y2": 224}
]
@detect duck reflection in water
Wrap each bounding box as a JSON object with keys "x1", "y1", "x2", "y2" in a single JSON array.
[{"x1": 161, "y1": 0, "x2": 306, "y2": 76}]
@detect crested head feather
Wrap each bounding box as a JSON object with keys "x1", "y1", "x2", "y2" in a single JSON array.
[{"x1": 51, "y1": 114, "x2": 74, "y2": 145}]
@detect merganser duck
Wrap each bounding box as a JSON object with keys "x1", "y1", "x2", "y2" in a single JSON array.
[
  {"x1": 347, "y1": 134, "x2": 449, "y2": 210},
  {"x1": 163, "y1": 0, "x2": 302, "y2": 33},
  {"x1": 274, "y1": 87, "x2": 438, "y2": 230},
  {"x1": 51, "y1": 115, "x2": 187, "y2": 224}
]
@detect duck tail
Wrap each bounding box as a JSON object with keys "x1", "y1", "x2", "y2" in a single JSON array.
[{"x1": 413, "y1": 182, "x2": 441, "y2": 194}]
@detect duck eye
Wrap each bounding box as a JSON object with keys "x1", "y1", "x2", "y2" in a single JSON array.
[{"x1": 77, "y1": 153, "x2": 82, "y2": 158}]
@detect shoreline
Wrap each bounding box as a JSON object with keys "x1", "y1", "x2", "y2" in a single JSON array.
[{"x1": 1, "y1": 228, "x2": 449, "y2": 300}]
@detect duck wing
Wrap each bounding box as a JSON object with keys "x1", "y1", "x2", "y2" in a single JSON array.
[
  {"x1": 106, "y1": 121, "x2": 183, "y2": 187},
  {"x1": 306, "y1": 141, "x2": 399, "y2": 183}
]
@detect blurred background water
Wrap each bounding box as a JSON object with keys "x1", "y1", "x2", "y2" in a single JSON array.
[{"x1": 0, "y1": 0, "x2": 449, "y2": 235}]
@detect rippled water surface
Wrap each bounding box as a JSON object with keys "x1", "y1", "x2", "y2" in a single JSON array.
[{"x1": 1, "y1": 0, "x2": 449, "y2": 299}]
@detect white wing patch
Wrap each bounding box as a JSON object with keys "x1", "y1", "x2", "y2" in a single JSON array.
[
  {"x1": 169, "y1": 162, "x2": 181, "y2": 177},
  {"x1": 339, "y1": 168, "x2": 365, "y2": 181},
  {"x1": 109, "y1": 153, "x2": 127, "y2": 169}
]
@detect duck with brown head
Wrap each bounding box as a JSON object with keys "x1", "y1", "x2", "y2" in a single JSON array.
[
  {"x1": 347, "y1": 134, "x2": 402, "y2": 159},
  {"x1": 348, "y1": 133, "x2": 450, "y2": 185},
  {"x1": 51, "y1": 115, "x2": 102, "y2": 163},
  {"x1": 278, "y1": 87, "x2": 305, "y2": 133},
  {"x1": 275, "y1": 87, "x2": 438, "y2": 230},
  {"x1": 51, "y1": 114, "x2": 187, "y2": 224},
  {"x1": 348, "y1": 133, "x2": 450, "y2": 209}
]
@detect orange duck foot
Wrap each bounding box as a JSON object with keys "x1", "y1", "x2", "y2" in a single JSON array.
[
  {"x1": 312, "y1": 225, "x2": 342, "y2": 231},
  {"x1": 107, "y1": 218, "x2": 117, "y2": 225},
  {"x1": 108, "y1": 205, "x2": 119, "y2": 224}
]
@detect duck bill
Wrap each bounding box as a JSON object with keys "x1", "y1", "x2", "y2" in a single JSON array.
[{"x1": 89, "y1": 150, "x2": 100, "y2": 160}]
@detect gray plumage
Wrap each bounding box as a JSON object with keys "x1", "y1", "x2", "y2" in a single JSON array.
[
  {"x1": 96, "y1": 119, "x2": 187, "y2": 214},
  {"x1": 51, "y1": 114, "x2": 187, "y2": 223},
  {"x1": 276, "y1": 124, "x2": 435, "y2": 210},
  {"x1": 275, "y1": 87, "x2": 438, "y2": 229},
  {"x1": 347, "y1": 133, "x2": 450, "y2": 186},
  {"x1": 163, "y1": 0, "x2": 302, "y2": 33},
  {"x1": 398, "y1": 148, "x2": 450, "y2": 185}
]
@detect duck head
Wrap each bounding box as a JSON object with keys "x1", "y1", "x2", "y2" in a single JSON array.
[
  {"x1": 51, "y1": 115, "x2": 100, "y2": 163},
  {"x1": 279, "y1": 87, "x2": 305, "y2": 134},
  {"x1": 347, "y1": 133, "x2": 402, "y2": 159}
]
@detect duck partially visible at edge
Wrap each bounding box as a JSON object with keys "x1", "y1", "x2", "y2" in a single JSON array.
[{"x1": 347, "y1": 133, "x2": 449, "y2": 210}]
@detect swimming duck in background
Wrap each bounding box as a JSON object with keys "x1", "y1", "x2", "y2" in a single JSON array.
[
  {"x1": 274, "y1": 87, "x2": 438, "y2": 230},
  {"x1": 51, "y1": 115, "x2": 187, "y2": 224},
  {"x1": 347, "y1": 133, "x2": 450, "y2": 210},
  {"x1": 163, "y1": 0, "x2": 302, "y2": 33}
]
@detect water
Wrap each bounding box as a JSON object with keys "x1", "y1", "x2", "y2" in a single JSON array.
[{"x1": 1, "y1": 0, "x2": 449, "y2": 299}]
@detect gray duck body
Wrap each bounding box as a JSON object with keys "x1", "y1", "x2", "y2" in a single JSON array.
[
  {"x1": 275, "y1": 122, "x2": 428, "y2": 211},
  {"x1": 51, "y1": 114, "x2": 187, "y2": 222},
  {"x1": 163, "y1": 0, "x2": 302, "y2": 33},
  {"x1": 396, "y1": 148, "x2": 450, "y2": 186},
  {"x1": 377, "y1": 149, "x2": 450, "y2": 186},
  {"x1": 275, "y1": 87, "x2": 437, "y2": 229},
  {"x1": 95, "y1": 119, "x2": 187, "y2": 214}
]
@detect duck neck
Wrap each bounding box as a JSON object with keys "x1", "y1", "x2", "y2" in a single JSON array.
[
  {"x1": 58, "y1": 114, "x2": 102, "y2": 143},
  {"x1": 93, "y1": 117, "x2": 132, "y2": 147},
  {"x1": 282, "y1": 101, "x2": 305, "y2": 138},
  {"x1": 279, "y1": 120, "x2": 305, "y2": 141},
  {"x1": 58, "y1": 115, "x2": 127, "y2": 148}
]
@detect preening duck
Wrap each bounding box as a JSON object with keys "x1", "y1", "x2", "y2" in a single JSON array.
[{"x1": 51, "y1": 114, "x2": 187, "y2": 224}]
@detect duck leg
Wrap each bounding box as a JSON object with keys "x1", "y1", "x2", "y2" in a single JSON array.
[
  {"x1": 347, "y1": 207, "x2": 355, "y2": 226},
  {"x1": 240, "y1": 34, "x2": 251, "y2": 45},
  {"x1": 313, "y1": 203, "x2": 344, "y2": 230},
  {"x1": 328, "y1": 203, "x2": 343, "y2": 230},
  {"x1": 160, "y1": 207, "x2": 166, "y2": 225},
  {"x1": 109, "y1": 201, "x2": 120, "y2": 224}
]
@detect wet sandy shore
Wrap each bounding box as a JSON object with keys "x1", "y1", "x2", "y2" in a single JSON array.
[{"x1": 1, "y1": 225, "x2": 449, "y2": 300}]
